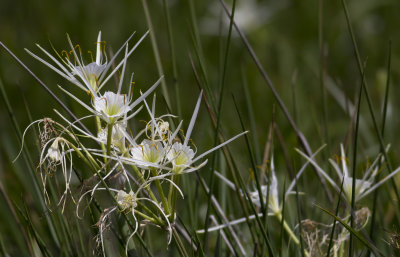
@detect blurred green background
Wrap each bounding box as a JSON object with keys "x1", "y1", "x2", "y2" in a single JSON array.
[{"x1": 1, "y1": 0, "x2": 400, "y2": 256}]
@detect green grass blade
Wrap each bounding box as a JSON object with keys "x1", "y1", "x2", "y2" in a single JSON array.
[{"x1": 140, "y1": 0, "x2": 171, "y2": 108}]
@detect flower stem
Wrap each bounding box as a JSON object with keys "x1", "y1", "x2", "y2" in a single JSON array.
[
  {"x1": 169, "y1": 175, "x2": 180, "y2": 223},
  {"x1": 151, "y1": 168, "x2": 170, "y2": 215},
  {"x1": 134, "y1": 209, "x2": 158, "y2": 224},
  {"x1": 95, "y1": 116, "x2": 107, "y2": 164},
  {"x1": 275, "y1": 212, "x2": 310, "y2": 257},
  {"x1": 106, "y1": 123, "x2": 113, "y2": 172},
  {"x1": 136, "y1": 201, "x2": 164, "y2": 225},
  {"x1": 130, "y1": 164, "x2": 159, "y2": 203},
  {"x1": 172, "y1": 226, "x2": 189, "y2": 257}
]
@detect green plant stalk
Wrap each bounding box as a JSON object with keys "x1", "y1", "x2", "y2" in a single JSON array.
[
  {"x1": 275, "y1": 212, "x2": 300, "y2": 246},
  {"x1": 161, "y1": 0, "x2": 181, "y2": 116},
  {"x1": 130, "y1": 164, "x2": 159, "y2": 203},
  {"x1": 150, "y1": 168, "x2": 170, "y2": 215},
  {"x1": 140, "y1": 0, "x2": 170, "y2": 107},
  {"x1": 167, "y1": 175, "x2": 175, "y2": 208},
  {"x1": 339, "y1": 216, "x2": 350, "y2": 257},
  {"x1": 172, "y1": 226, "x2": 190, "y2": 257},
  {"x1": 95, "y1": 116, "x2": 107, "y2": 163},
  {"x1": 136, "y1": 201, "x2": 164, "y2": 225},
  {"x1": 64, "y1": 140, "x2": 98, "y2": 171},
  {"x1": 106, "y1": 123, "x2": 113, "y2": 173},
  {"x1": 169, "y1": 175, "x2": 180, "y2": 223},
  {"x1": 133, "y1": 210, "x2": 159, "y2": 224}
]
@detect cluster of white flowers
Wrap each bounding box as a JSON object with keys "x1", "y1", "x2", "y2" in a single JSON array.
[{"x1": 19, "y1": 31, "x2": 246, "y2": 255}]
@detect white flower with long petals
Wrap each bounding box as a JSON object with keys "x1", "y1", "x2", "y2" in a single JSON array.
[
  {"x1": 250, "y1": 158, "x2": 280, "y2": 214},
  {"x1": 130, "y1": 139, "x2": 165, "y2": 169},
  {"x1": 297, "y1": 144, "x2": 400, "y2": 203},
  {"x1": 167, "y1": 142, "x2": 195, "y2": 173},
  {"x1": 93, "y1": 92, "x2": 132, "y2": 124},
  {"x1": 26, "y1": 31, "x2": 149, "y2": 94}
]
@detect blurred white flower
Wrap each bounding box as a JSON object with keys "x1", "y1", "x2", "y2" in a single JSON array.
[
  {"x1": 297, "y1": 144, "x2": 400, "y2": 203},
  {"x1": 250, "y1": 158, "x2": 280, "y2": 214},
  {"x1": 201, "y1": 0, "x2": 287, "y2": 34}
]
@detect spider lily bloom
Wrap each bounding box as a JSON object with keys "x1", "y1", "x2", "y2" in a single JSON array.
[
  {"x1": 25, "y1": 31, "x2": 149, "y2": 94},
  {"x1": 59, "y1": 73, "x2": 163, "y2": 125},
  {"x1": 297, "y1": 144, "x2": 400, "y2": 204},
  {"x1": 202, "y1": 151, "x2": 324, "y2": 250},
  {"x1": 116, "y1": 190, "x2": 137, "y2": 211},
  {"x1": 167, "y1": 143, "x2": 195, "y2": 173},
  {"x1": 130, "y1": 139, "x2": 166, "y2": 169},
  {"x1": 93, "y1": 91, "x2": 133, "y2": 124},
  {"x1": 250, "y1": 158, "x2": 281, "y2": 214},
  {"x1": 101, "y1": 91, "x2": 247, "y2": 177},
  {"x1": 215, "y1": 147, "x2": 322, "y2": 217}
]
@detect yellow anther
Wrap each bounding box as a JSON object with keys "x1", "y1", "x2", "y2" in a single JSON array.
[
  {"x1": 139, "y1": 145, "x2": 145, "y2": 156},
  {"x1": 74, "y1": 44, "x2": 82, "y2": 54},
  {"x1": 87, "y1": 50, "x2": 94, "y2": 62},
  {"x1": 151, "y1": 143, "x2": 158, "y2": 151},
  {"x1": 61, "y1": 50, "x2": 70, "y2": 60}
]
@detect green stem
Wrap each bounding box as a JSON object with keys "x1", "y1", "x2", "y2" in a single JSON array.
[
  {"x1": 151, "y1": 168, "x2": 170, "y2": 215},
  {"x1": 172, "y1": 227, "x2": 189, "y2": 257},
  {"x1": 169, "y1": 175, "x2": 180, "y2": 223},
  {"x1": 275, "y1": 212, "x2": 310, "y2": 257},
  {"x1": 131, "y1": 165, "x2": 159, "y2": 203},
  {"x1": 276, "y1": 212, "x2": 300, "y2": 245},
  {"x1": 95, "y1": 116, "x2": 107, "y2": 164},
  {"x1": 133, "y1": 210, "x2": 159, "y2": 224},
  {"x1": 167, "y1": 175, "x2": 175, "y2": 207},
  {"x1": 136, "y1": 201, "x2": 164, "y2": 225},
  {"x1": 106, "y1": 123, "x2": 113, "y2": 172}
]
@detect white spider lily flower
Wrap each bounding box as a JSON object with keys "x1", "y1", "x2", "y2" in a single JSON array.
[
  {"x1": 251, "y1": 158, "x2": 280, "y2": 214},
  {"x1": 59, "y1": 75, "x2": 163, "y2": 125},
  {"x1": 25, "y1": 31, "x2": 149, "y2": 94},
  {"x1": 116, "y1": 190, "x2": 137, "y2": 211},
  {"x1": 71, "y1": 62, "x2": 106, "y2": 91},
  {"x1": 98, "y1": 123, "x2": 127, "y2": 151},
  {"x1": 167, "y1": 142, "x2": 195, "y2": 173},
  {"x1": 297, "y1": 144, "x2": 400, "y2": 203},
  {"x1": 215, "y1": 146, "x2": 326, "y2": 215},
  {"x1": 93, "y1": 92, "x2": 132, "y2": 124},
  {"x1": 130, "y1": 139, "x2": 165, "y2": 168}
]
